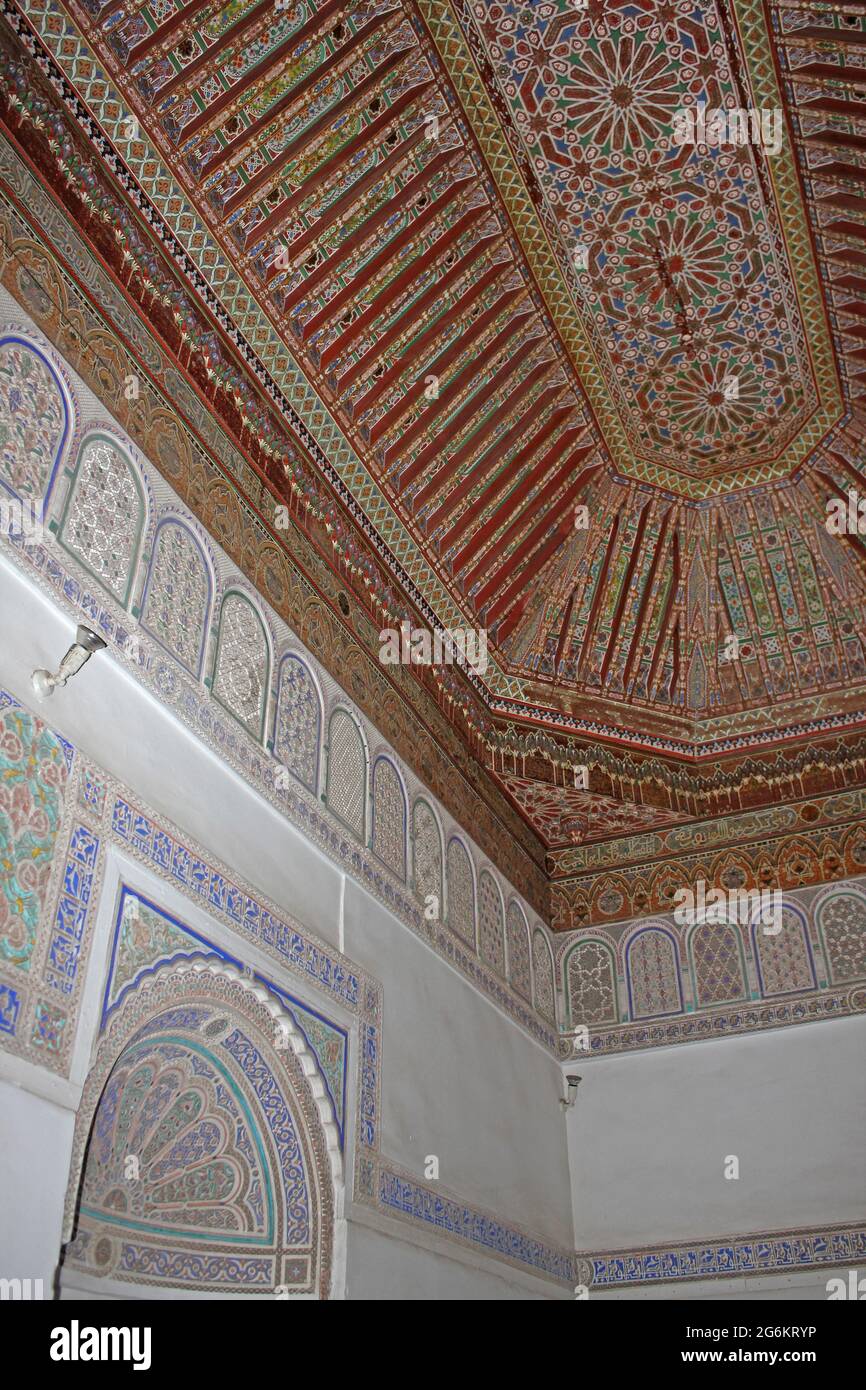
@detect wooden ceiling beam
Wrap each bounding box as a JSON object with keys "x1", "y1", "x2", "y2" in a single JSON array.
[
  {"x1": 348, "y1": 260, "x2": 510, "y2": 417},
  {"x1": 271, "y1": 151, "x2": 459, "y2": 295},
  {"x1": 331, "y1": 231, "x2": 503, "y2": 386},
  {"x1": 799, "y1": 95, "x2": 866, "y2": 119},
  {"x1": 819, "y1": 189, "x2": 866, "y2": 216},
  {"x1": 125, "y1": 0, "x2": 217, "y2": 62},
  {"x1": 197, "y1": 3, "x2": 383, "y2": 175},
  {"x1": 576, "y1": 511, "x2": 622, "y2": 683},
  {"x1": 426, "y1": 397, "x2": 574, "y2": 542},
  {"x1": 826, "y1": 245, "x2": 866, "y2": 271},
  {"x1": 367, "y1": 288, "x2": 523, "y2": 444},
  {"x1": 400, "y1": 355, "x2": 549, "y2": 494},
  {"x1": 646, "y1": 529, "x2": 681, "y2": 699},
  {"x1": 787, "y1": 26, "x2": 866, "y2": 46},
  {"x1": 828, "y1": 448, "x2": 866, "y2": 485},
  {"x1": 622, "y1": 506, "x2": 674, "y2": 697},
  {"x1": 820, "y1": 217, "x2": 866, "y2": 241},
  {"x1": 173, "y1": 1, "x2": 360, "y2": 142},
  {"x1": 382, "y1": 308, "x2": 531, "y2": 464},
  {"x1": 485, "y1": 508, "x2": 580, "y2": 632},
  {"x1": 802, "y1": 160, "x2": 866, "y2": 182},
  {"x1": 318, "y1": 202, "x2": 487, "y2": 369},
  {"x1": 300, "y1": 172, "x2": 481, "y2": 344},
  {"x1": 229, "y1": 70, "x2": 432, "y2": 221},
  {"x1": 599, "y1": 501, "x2": 651, "y2": 688},
  {"x1": 476, "y1": 469, "x2": 596, "y2": 618},
  {"x1": 251, "y1": 120, "x2": 429, "y2": 259},
  {"x1": 281, "y1": 148, "x2": 466, "y2": 310},
  {"x1": 802, "y1": 129, "x2": 866, "y2": 153},
  {"x1": 830, "y1": 272, "x2": 866, "y2": 292},
  {"x1": 786, "y1": 62, "x2": 866, "y2": 83},
  {"x1": 460, "y1": 452, "x2": 598, "y2": 593},
  {"x1": 814, "y1": 469, "x2": 866, "y2": 571}
]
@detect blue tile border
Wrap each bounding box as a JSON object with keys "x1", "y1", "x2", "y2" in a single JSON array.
[
  {"x1": 375, "y1": 1164, "x2": 576, "y2": 1284},
  {"x1": 584, "y1": 1223, "x2": 866, "y2": 1288},
  {"x1": 111, "y1": 796, "x2": 360, "y2": 1010}
]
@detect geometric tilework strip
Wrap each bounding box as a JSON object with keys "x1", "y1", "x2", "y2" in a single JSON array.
[
  {"x1": 559, "y1": 984, "x2": 866, "y2": 1059},
  {"x1": 109, "y1": 795, "x2": 360, "y2": 1010},
  {"x1": 376, "y1": 1162, "x2": 576, "y2": 1285},
  {"x1": 584, "y1": 1224, "x2": 866, "y2": 1288},
  {"x1": 363, "y1": 1154, "x2": 865, "y2": 1290}
]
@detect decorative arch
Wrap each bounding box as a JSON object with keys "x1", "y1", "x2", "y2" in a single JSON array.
[
  {"x1": 751, "y1": 902, "x2": 817, "y2": 998},
  {"x1": 477, "y1": 869, "x2": 505, "y2": 975},
  {"x1": 273, "y1": 651, "x2": 323, "y2": 794},
  {"x1": 211, "y1": 588, "x2": 271, "y2": 740},
  {"x1": 505, "y1": 902, "x2": 532, "y2": 1001},
  {"x1": 371, "y1": 755, "x2": 407, "y2": 881},
  {"x1": 563, "y1": 936, "x2": 619, "y2": 1027},
  {"x1": 532, "y1": 928, "x2": 556, "y2": 1023},
  {"x1": 687, "y1": 918, "x2": 748, "y2": 1008},
  {"x1": 140, "y1": 514, "x2": 214, "y2": 678},
  {"x1": 814, "y1": 886, "x2": 866, "y2": 985},
  {"x1": 61, "y1": 961, "x2": 341, "y2": 1298},
  {"x1": 625, "y1": 925, "x2": 684, "y2": 1019},
  {"x1": 58, "y1": 430, "x2": 147, "y2": 607},
  {"x1": 412, "y1": 798, "x2": 443, "y2": 914},
  {"x1": 0, "y1": 332, "x2": 72, "y2": 504},
  {"x1": 445, "y1": 836, "x2": 475, "y2": 947},
  {"x1": 325, "y1": 707, "x2": 367, "y2": 840}
]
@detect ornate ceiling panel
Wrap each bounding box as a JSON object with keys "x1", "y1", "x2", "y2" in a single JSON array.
[
  {"x1": 2, "y1": 0, "x2": 866, "y2": 927},
  {"x1": 498, "y1": 771, "x2": 691, "y2": 845},
  {"x1": 500, "y1": 452, "x2": 866, "y2": 716},
  {"x1": 439, "y1": 0, "x2": 835, "y2": 483}
]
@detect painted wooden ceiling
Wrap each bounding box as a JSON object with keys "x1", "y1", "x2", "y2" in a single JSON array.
[{"x1": 3, "y1": 0, "x2": 866, "y2": 904}]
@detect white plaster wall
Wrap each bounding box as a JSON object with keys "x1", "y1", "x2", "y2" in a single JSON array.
[
  {"x1": 567, "y1": 1015, "x2": 866, "y2": 1252},
  {"x1": 344, "y1": 880, "x2": 572, "y2": 1247},
  {"x1": 0, "y1": 552, "x2": 345, "y2": 952},
  {"x1": 0, "y1": 558, "x2": 573, "y2": 1297},
  {"x1": 345, "y1": 1220, "x2": 563, "y2": 1300},
  {"x1": 6, "y1": 551, "x2": 862, "y2": 1302},
  {"x1": 0, "y1": 1077, "x2": 74, "y2": 1293}
]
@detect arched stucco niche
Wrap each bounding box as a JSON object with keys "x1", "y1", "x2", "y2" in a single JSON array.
[{"x1": 60, "y1": 961, "x2": 344, "y2": 1298}]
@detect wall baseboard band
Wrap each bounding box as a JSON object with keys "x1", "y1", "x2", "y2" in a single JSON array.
[{"x1": 578, "y1": 1221, "x2": 866, "y2": 1290}]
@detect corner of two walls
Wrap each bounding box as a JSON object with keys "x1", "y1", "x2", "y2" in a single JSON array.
[{"x1": 0, "y1": 553, "x2": 575, "y2": 1300}]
